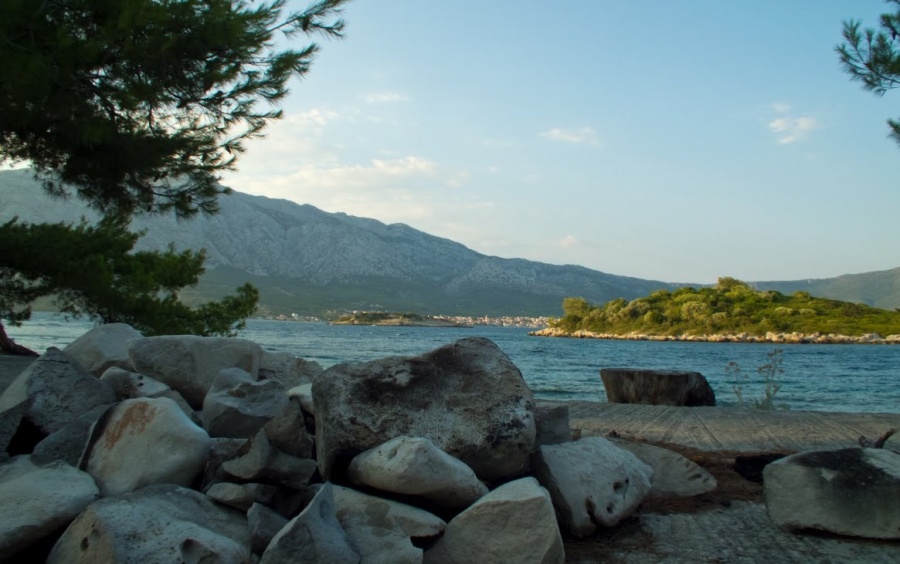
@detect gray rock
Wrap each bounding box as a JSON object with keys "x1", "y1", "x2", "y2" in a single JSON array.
[
  {"x1": 333, "y1": 485, "x2": 446, "y2": 564},
  {"x1": 264, "y1": 398, "x2": 314, "y2": 459},
  {"x1": 248, "y1": 502, "x2": 288, "y2": 555},
  {"x1": 82, "y1": 397, "x2": 211, "y2": 496},
  {"x1": 534, "y1": 404, "x2": 571, "y2": 447},
  {"x1": 99, "y1": 366, "x2": 170, "y2": 400},
  {"x1": 348, "y1": 436, "x2": 487, "y2": 511},
  {"x1": 31, "y1": 403, "x2": 114, "y2": 466},
  {"x1": 532, "y1": 437, "x2": 653, "y2": 536},
  {"x1": 0, "y1": 347, "x2": 117, "y2": 435},
  {"x1": 261, "y1": 483, "x2": 359, "y2": 564},
  {"x1": 47, "y1": 484, "x2": 251, "y2": 563},
  {"x1": 764, "y1": 447, "x2": 900, "y2": 539},
  {"x1": 207, "y1": 482, "x2": 277, "y2": 512},
  {"x1": 128, "y1": 335, "x2": 263, "y2": 408},
  {"x1": 313, "y1": 337, "x2": 536, "y2": 482},
  {"x1": 0, "y1": 456, "x2": 99, "y2": 559},
  {"x1": 260, "y1": 350, "x2": 323, "y2": 389},
  {"x1": 610, "y1": 439, "x2": 717, "y2": 498},
  {"x1": 288, "y1": 383, "x2": 315, "y2": 416},
  {"x1": 600, "y1": 368, "x2": 716, "y2": 406},
  {"x1": 202, "y1": 437, "x2": 249, "y2": 488},
  {"x1": 64, "y1": 323, "x2": 142, "y2": 376},
  {"x1": 424, "y1": 477, "x2": 564, "y2": 564},
  {"x1": 202, "y1": 367, "x2": 288, "y2": 439},
  {"x1": 221, "y1": 429, "x2": 317, "y2": 490}
]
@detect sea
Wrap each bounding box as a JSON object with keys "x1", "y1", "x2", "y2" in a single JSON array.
[{"x1": 9, "y1": 313, "x2": 900, "y2": 414}]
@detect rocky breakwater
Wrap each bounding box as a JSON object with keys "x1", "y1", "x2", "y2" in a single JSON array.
[
  {"x1": 530, "y1": 326, "x2": 900, "y2": 344},
  {"x1": 0, "y1": 323, "x2": 734, "y2": 562}
]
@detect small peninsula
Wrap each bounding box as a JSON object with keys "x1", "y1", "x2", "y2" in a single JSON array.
[
  {"x1": 331, "y1": 312, "x2": 473, "y2": 327},
  {"x1": 533, "y1": 277, "x2": 900, "y2": 344}
]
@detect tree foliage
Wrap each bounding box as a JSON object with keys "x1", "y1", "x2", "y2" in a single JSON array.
[
  {"x1": 549, "y1": 279, "x2": 900, "y2": 337},
  {"x1": 0, "y1": 218, "x2": 258, "y2": 340},
  {"x1": 0, "y1": 0, "x2": 347, "y2": 219},
  {"x1": 837, "y1": 0, "x2": 900, "y2": 147}
]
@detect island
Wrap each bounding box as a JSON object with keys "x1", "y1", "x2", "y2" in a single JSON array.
[
  {"x1": 531, "y1": 277, "x2": 900, "y2": 344},
  {"x1": 331, "y1": 312, "x2": 473, "y2": 327}
]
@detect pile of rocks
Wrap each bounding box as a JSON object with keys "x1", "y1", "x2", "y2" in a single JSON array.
[
  {"x1": 530, "y1": 326, "x2": 900, "y2": 344},
  {"x1": 0, "y1": 324, "x2": 724, "y2": 562}
]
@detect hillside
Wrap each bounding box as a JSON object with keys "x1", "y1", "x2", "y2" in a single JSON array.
[
  {"x1": 549, "y1": 278, "x2": 900, "y2": 338},
  {"x1": 0, "y1": 170, "x2": 678, "y2": 317},
  {"x1": 755, "y1": 268, "x2": 900, "y2": 311}
]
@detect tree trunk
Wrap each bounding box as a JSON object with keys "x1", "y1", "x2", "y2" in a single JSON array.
[{"x1": 0, "y1": 321, "x2": 39, "y2": 357}]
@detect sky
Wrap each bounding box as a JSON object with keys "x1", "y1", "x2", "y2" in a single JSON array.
[{"x1": 220, "y1": 1, "x2": 897, "y2": 284}]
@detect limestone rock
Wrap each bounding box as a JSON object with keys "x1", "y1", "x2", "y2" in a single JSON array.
[
  {"x1": 532, "y1": 437, "x2": 653, "y2": 536},
  {"x1": 333, "y1": 485, "x2": 446, "y2": 564},
  {"x1": 63, "y1": 323, "x2": 142, "y2": 376},
  {"x1": 128, "y1": 335, "x2": 263, "y2": 408},
  {"x1": 260, "y1": 483, "x2": 359, "y2": 564},
  {"x1": 82, "y1": 397, "x2": 211, "y2": 496},
  {"x1": 600, "y1": 368, "x2": 716, "y2": 406},
  {"x1": 31, "y1": 403, "x2": 113, "y2": 466},
  {"x1": 534, "y1": 404, "x2": 571, "y2": 447},
  {"x1": 764, "y1": 447, "x2": 900, "y2": 539},
  {"x1": 99, "y1": 366, "x2": 170, "y2": 400},
  {"x1": 313, "y1": 337, "x2": 536, "y2": 482},
  {"x1": 424, "y1": 477, "x2": 564, "y2": 564},
  {"x1": 202, "y1": 437, "x2": 249, "y2": 489},
  {"x1": 206, "y1": 482, "x2": 277, "y2": 512},
  {"x1": 611, "y1": 439, "x2": 717, "y2": 498},
  {"x1": 248, "y1": 502, "x2": 288, "y2": 555},
  {"x1": 260, "y1": 350, "x2": 323, "y2": 389},
  {"x1": 221, "y1": 429, "x2": 317, "y2": 490},
  {"x1": 0, "y1": 456, "x2": 99, "y2": 559},
  {"x1": 202, "y1": 367, "x2": 288, "y2": 439},
  {"x1": 348, "y1": 436, "x2": 487, "y2": 511},
  {"x1": 0, "y1": 347, "x2": 117, "y2": 436},
  {"x1": 47, "y1": 484, "x2": 251, "y2": 563},
  {"x1": 288, "y1": 383, "x2": 315, "y2": 416},
  {"x1": 263, "y1": 399, "x2": 314, "y2": 459}
]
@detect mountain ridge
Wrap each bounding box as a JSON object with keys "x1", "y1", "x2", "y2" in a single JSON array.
[{"x1": 2, "y1": 169, "x2": 898, "y2": 315}]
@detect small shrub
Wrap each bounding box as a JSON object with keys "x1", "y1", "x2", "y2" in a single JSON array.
[{"x1": 727, "y1": 348, "x2": 786, "y2": 410}]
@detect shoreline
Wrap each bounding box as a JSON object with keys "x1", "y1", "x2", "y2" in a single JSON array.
[{"x1": 529, "y1": 326, "x2": 900, "y2": 345}]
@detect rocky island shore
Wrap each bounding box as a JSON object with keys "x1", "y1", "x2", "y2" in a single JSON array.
[
  {"x1": 530, "y1": 326, "x2": 900, "y2": 344},
  {"x1": 331, "y1": 312, "x2": 473, "y2": 327}
]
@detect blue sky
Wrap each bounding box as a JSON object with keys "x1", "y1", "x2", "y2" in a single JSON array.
[{"x1": 218, "y1": 0, "x2": 900, "y2": 284}]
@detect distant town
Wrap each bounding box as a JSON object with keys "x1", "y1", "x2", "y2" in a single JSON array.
[{"x1": 258, "y1": 312, "x2": 550, "y2": 328}]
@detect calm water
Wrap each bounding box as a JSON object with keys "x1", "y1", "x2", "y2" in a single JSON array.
[{"x1": 10, "y1": 313, "x2": 900, "y2": 413}]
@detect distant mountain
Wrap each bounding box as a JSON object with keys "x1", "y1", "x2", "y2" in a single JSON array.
[
  {"x1": 0, "y1": 170, "x2": 681, "y2": 316},
  {"x1": 754, "y1": 269, "x2": 900, "y2": 311}
]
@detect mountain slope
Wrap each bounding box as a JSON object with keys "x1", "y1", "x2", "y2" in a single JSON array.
[
  {"x1": 0, "y1": 170, "x2": 680, "y2": 316},
  {"x1": 755, "y1": 268, "x2": 900, "y2": 311}
]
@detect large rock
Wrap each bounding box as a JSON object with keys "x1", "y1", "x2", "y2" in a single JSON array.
[
  {"x1": 333, "y1": 485, "x2": 446, "y2": 564},
  {"x1": 221, "y1": 429, "x2": 317, "y2": 490},
  {"x1": 764, "y1": 447, "x2": 900, "y2": 539},
  {"x1": 63, "y1": 323, "x2": 142, "y2": 376},
  {"x1": 31, "y1": 403, "x2": 114, "y2": 466},
  {"x1": 248, "y1": 502, "x2": 288, "y2": 555},
  {"x1": 48, "y1": 484, "x2": 251, "y2": 563},
  {"x1": 261, "y1": 483, "x2": 359, "y2": 564},
  {"x1": 0, "y1": 456, "x2": 99, "y2": 559},
  {"x1": 348, "y1": 436, "x2": 487, "y2": 512},
  {"x1": 202, "y1": 368, "x2": 288, "y2": 439},
  {"x1": 99, "y1": 366, "x2": 171, "y2": 400},
  {"x1": 263, "y1": 398, "x2": 314, "y2": 459},
  {"x1": 610, "y1": 439, "x2": 717, "y2": 498},
  {"x1": 260, "y1": 350, "x2": 323, "y2": 389},
  {"x1": 600, "y1": 368, "x2": 716, "y2": 406},
  {"x1": 0, "y1": 347, "x2": 117, "y2": 437},
  {"x1": 313, "y1": 337, "x2": 536, "y2": 482},
  {"x1": 128, "y1": 335, "x2": 263, "y2": 408},
  {"x1": 424, "y1": 477, "x2": 564, "y2": 564},
  {"x1": 82, "y1": 397, "x2": 211, "y2": 496},
  {"x1": 531, "y1": 437, "x2": 653, "y2": 536}
]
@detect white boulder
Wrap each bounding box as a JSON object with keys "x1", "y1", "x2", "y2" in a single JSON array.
[
  {"x1": 202, "y1": 367, "x2": 288, "y2": 439},
  {"x1": 64, "y1": 323, "x2": 142, "y2": 376},
  {"x1": 611, "y1": 439, "x2": 717, "y2": 498}
]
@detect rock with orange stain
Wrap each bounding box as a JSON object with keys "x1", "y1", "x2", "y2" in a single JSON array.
[{"x1": 82, "y1": 397, "x2": 211, "y2": 496}]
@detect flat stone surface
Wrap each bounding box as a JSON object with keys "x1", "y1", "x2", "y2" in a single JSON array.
[{"x1": 552, "y1": 401, "x2": 900, "y2": 452}]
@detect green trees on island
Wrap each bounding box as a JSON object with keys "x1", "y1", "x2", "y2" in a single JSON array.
[
  {"x1": 0, "y1": 0, "x2": 348, "y2": 354},
  {"x1": 837, "y1": 0, "x2": 900, "y2": 148},
  {"x1": 550, "y1": 278, "x2": 900, "y2": 337}
]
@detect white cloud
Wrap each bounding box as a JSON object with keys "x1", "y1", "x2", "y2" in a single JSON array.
[
  {"x1": 560, "y1": 235, "x2": 578, "y2": 249},
  {"x1": 364, "y1": 91, "x2": 410, "y2": 104},
  {"x1": 540, "y1": 126, "x2": 600, "y2": 145},
  {"x1": 772, "y1": 102, "x2": 792, "y2": 113},
  {"x1": 768, "y1": 115, "x2": 821, "y2": 144}
]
